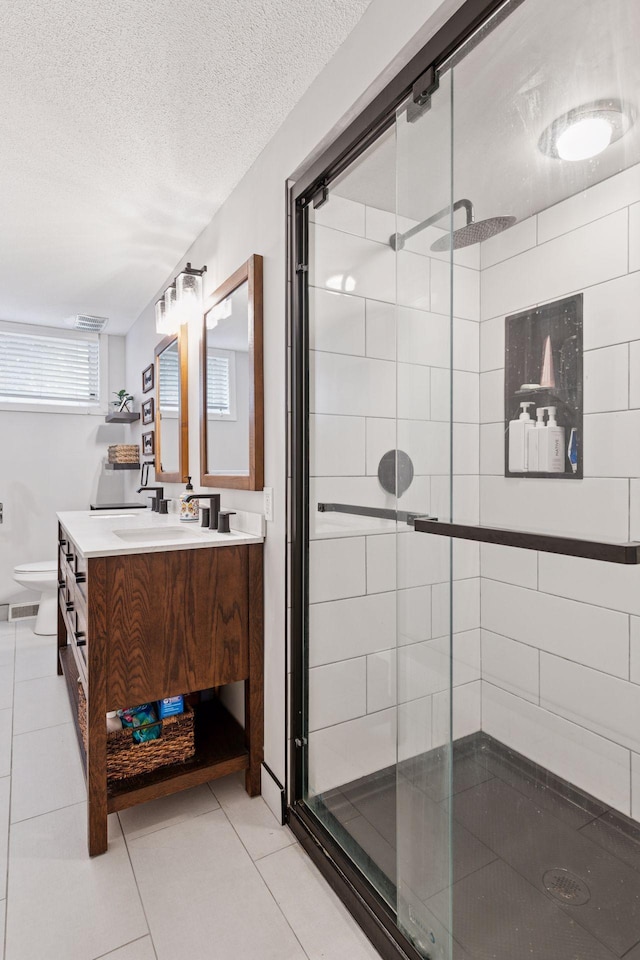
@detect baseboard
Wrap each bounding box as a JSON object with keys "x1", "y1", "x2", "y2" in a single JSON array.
[{"x1": 261, "y1": 762, "x2": 286, "y2": 825}]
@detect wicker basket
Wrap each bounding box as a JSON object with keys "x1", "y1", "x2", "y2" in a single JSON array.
[
  {"x1": 107, "y1": 444, "x2": 140, "y2": 464},
  {"x1": 78, "y1": 683, "x2": 195, "y2": 781}
]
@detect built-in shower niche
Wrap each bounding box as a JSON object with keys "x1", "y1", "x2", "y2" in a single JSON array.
[{"x1": 504, "y1": 294, "x2": 583, "y2": 479}]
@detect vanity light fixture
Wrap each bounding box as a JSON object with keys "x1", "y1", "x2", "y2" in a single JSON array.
[
  {"x1": 176, "y1": 263, "x2": 207, "y2": 327},
  {"x1": 539, "y1": 99, "x2": 635, "y2": 161},
  {"x1": 155, "y1": 264, "x2": 207, "y2": 335}
]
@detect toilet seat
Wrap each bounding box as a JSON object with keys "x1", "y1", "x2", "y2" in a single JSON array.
[{"x1": 14, "y1": 560, "x2": 57, "y2": 576}]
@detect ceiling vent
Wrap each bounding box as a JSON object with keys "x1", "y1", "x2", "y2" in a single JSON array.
[{"x1": 73, "y1": 314, "x2": 109, "y2": 332}]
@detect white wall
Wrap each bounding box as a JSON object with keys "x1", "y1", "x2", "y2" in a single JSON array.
[
  {"x1": 122, "y1": 0, "x2": 459, "y2": 808},
  {"x1": 477, "y1": 162, "x2": 640, "y2": 819},
  {"x1": 0, "y1": 335, "x2": 126, "y2": 604}
]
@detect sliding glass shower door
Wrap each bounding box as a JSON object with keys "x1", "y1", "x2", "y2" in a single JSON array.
[
  {"x1": 303, "y1": 56, "x2": 456, "y2": 958},
  {"x1": 297, "y1": 0, "x2": 640, "y2": 957}
]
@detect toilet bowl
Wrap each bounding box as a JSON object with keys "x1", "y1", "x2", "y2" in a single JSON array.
[{"x1": 13, "y1": 561, "x2": 58, "y2": 636}]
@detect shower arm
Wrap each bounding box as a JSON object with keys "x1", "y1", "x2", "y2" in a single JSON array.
[{"x1": 389, "y1": 198, "x2": 473, "y2": 251}]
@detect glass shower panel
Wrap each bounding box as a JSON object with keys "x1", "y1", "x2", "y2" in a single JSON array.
[
  {"x1": 304, "y1": 125, "x2": 403, "y2": 908},
  {"x1": 424, "y1": 1, "x2": 640, "y2": 958},
  {"x1": 393, "y1": 68, "x2": 456, "y2": 960}
]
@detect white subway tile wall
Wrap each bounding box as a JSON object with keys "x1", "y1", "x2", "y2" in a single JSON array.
[
  {"x1": 306, "y1": 196, "x2": 481, "y2": 794},
  {"x1": 306, "y1": 166, "x2": 640, "y2": 816},
  {"x1": 478, "y1": 162, "x2": 640, "y2": 818}
]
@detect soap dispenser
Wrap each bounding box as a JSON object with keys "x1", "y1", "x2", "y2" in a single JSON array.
[
  {"x1": 527, "y1": 406, "x2": 546, "y2": 472},
  {"x1": 179, "y1": 477, "x2": 199, "y2": 522},
  {"x1": 508, "y1": 401, "x2": 534, "y2": 473},
  {"x1": 540, "y1": 406, "x2": 565, "y2": 473}
]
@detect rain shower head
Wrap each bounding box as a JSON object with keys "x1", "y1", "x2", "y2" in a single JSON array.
[
  {"x1": 389, "y1": 198, "x2": 516, "y2": 252},
  {"x1": 430, "y1": 215, "x2": 516, "y2": 251}
]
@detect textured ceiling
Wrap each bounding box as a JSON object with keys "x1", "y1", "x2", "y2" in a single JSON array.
[{"x1": 0, "y1": 0, "x2": 371, "y2": 334}]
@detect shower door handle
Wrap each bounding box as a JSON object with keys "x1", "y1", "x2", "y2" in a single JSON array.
[{"x1": 413, "y1": 518, "x2": 640, "y2": 565}]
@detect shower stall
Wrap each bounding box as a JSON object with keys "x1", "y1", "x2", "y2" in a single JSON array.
[{"x1": 288, "y1": 0, "x2": 640, "y2": 957}]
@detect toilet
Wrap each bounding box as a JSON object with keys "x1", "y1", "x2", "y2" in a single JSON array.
[{"x1": 13, "y1": 561, "x2": 58, "y2": 636}]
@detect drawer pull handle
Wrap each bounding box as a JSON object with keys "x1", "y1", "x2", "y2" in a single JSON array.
[
  {"x1": 65, "y1": 553, "x2": 73, "y2": 563},
  {"x1": 59, "y1": 539, "x2": 67, "y2": 548},
  {"x1": 58, "y1": 580, "x2": 65, "y2": 590},
  {"x1": 75, "y1": 632, "x2": 86, "y2": 647},
  {"x1": 75, "y1": 573, "x2": 86, "y2": 584},
  {"x1": 66, "y1": 601, "x2": 74, "y2": 612}
]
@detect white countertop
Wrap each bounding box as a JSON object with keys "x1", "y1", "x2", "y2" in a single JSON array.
[{"x1": 57, "y1": 508, "x2": 265, "y2": 558}]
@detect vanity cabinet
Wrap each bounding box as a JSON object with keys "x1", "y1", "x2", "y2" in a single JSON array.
[{"x1": 57, "y1": 522, "x2": 264, "y2": 856}]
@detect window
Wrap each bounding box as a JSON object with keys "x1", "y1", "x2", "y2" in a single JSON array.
[
  {"x1": 207, "y1": 349, "x2": 236, "y2": 419},
  {"x1": 0, "y1": 327, "x2": 100, "y2": 406}
]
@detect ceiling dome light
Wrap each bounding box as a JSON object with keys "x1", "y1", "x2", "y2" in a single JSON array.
[
  {"x1": 539, "y1": 99, "x2": 635, "y2": 161},
  {"x1": 556, "y1": 117, "x2": 613, "y2": 161}
]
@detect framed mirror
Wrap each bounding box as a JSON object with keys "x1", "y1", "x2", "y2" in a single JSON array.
[
  {"x1": 154, "y1": 324, "x2": 189, "y2": 482},
  {"x1": 200, "y1": 254, "x2": 263, "y2": 490}
]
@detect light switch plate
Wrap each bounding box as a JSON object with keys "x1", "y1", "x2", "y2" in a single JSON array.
[{"x1": 263, "y1": 487, "x2": 273, "y2": 523}]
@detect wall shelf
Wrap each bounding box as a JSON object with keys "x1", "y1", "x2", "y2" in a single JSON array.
[
  {"x1": 105, "y1": 412, "x2": 140, "y2": 423},
  {"x1": 105, "y1": 462, "x2": 140, "y2": 471}
]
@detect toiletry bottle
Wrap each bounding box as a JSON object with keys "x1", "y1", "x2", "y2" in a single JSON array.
[
  {"x1": 542, "y1": 406, "x2": 565, "y2": 473},
  {"x1": 106, "y1": 711, "x2": 122, "y2": 733},
  {"x1": 179, "y1": 477, "x2": 199, "y2": 522},
  {"x1": 508, "y1": 401, "x2": 534, "y2": 473},
  {"x1": 527, "y1": 407, "x2": 546, "y2": 472}
]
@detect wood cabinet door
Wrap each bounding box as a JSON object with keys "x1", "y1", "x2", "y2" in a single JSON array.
[{"x1": 104, "y1": 546, "x2": 249, "y2": 708}]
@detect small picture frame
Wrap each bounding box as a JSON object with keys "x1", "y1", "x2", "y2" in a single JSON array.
[
  {"x1": 142, "y1": 398, "x2": 154, "y2": 425},
  {"x1": 142, "y1": 431, "x2": 155, "y2": 456},
  {"x1": 142, "y1": 363, "x2": 154, "y2": 394}
]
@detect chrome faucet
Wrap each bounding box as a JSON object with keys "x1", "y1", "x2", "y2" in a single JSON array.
[{"x1": 137, "y1": 486, "x2": 164, "y2": 512}]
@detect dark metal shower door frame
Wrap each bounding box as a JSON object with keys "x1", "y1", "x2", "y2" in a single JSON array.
[{"x1": 287, "y1": 1, "x2": 541, "y2": 960}]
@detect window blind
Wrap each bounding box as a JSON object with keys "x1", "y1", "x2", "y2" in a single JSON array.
[
  {"x1": 207, "y1": 354, "x2": 231, "y2": 415},
  {"x1": 158, "y1": 350, "x2": 180, "y2": 410},
  {"x1": 0, "y1": 329, "x2": 100, "y2": 404}
]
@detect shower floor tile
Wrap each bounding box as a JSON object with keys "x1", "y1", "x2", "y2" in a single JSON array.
[
  {"x1": 454, "y1": 777, "x2": 640, "y2": 956},
  {"x1": 316, "y1": 733, "x2": 640, "y2": 959},
  {"x1": 427, "y1": 859, "x2": 619, "y2": 960}
]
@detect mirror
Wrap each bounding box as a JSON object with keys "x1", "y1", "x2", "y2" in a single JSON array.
[
  {"x1": 200, "y1": 255, "x2": 263, "y2": 490},
  {"x1": 155, "y1": 325, "x2": 189, "y2": 483}
]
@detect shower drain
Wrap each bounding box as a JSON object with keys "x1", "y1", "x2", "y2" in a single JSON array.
[{"x1": 543, "y1": 868, "x2": 591, "y2": 905}]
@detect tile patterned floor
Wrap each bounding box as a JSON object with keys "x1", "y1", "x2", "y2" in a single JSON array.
[{"x1": 0, "y1": 619, "x2": 382, "y2": 960}]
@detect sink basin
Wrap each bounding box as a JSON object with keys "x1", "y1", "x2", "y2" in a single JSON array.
[{"x1": 114, "y1": 527, "x2": 194, "y2": 543}]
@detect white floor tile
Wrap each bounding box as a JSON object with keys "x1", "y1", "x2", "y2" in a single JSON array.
[
  {"x1": 127, "y1": 809, "x2": 306, "y2": 960},
  {"x1": 14, "y1": 630, "x2": 57, "y2": 683},
  {"x1": 118, "y1": 784, "x2": 220, "y2": 841},
  {"x1": 209, "y1": 772, "x2": 297, "y2": 861},
  {"x1": 0, "y1": 778, "x2": 10, "y2": 901},
  {"x1": 0, "y1": 710, "x2": 12, "y2": 780},
  {"x1": 258, "y1": 843, "x2": 381, "y2": 960},
  {"x1": 6, "y1": 804, "x2": 147, "y2": 960},
  {"x1": 96, "y1": 936, "x2": 157, "y2": 960},
  {"x1": 11, "y1": 722, "x2": 85, "y2": 823},
  {"x1": 0, "y1": 667, "x2": 13, "y2": 712},
  {"x1": 13, "y1": 675, "x2": 72, "y2": 735}
]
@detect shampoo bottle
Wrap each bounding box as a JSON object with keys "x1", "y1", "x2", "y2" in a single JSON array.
[
  {"x1": 541, "y1": 406, "x2": 565, "y2": 473},
  {"x1": 179, "y1": 477, "x2": 199, "y2": 522},
  {"x1": 527, "y1": 407, "x2": 546, "y2": 472},
  {"x1": 508, "y1": 402, "x2": 534, "y2": 472}
]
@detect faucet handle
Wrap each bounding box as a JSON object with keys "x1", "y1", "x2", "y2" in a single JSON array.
[
  {"x1": 158, "y1": 499, "x2": 170, "y2": 515},
  {"x1": 217, "y1": 510, "x2": 236, "y2": 534}
]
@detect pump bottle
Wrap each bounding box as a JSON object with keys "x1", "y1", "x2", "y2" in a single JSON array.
[
  {"x1": 508, "y1": 401, "x2": 534, "y2": 472},
  {"x1": 179, "y1": 477, "x2": 199, "y2": 522},
  {"x1": 527, "y1": 407, "x2": 546, "y2": 472},
  {"x1": 540, "y1": 406, "x2": 565, "y2": 473}
]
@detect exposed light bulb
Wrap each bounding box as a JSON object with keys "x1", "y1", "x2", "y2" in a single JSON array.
[{"x1": 556, "y1": 117, "x2": 613, "y2": 161}]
